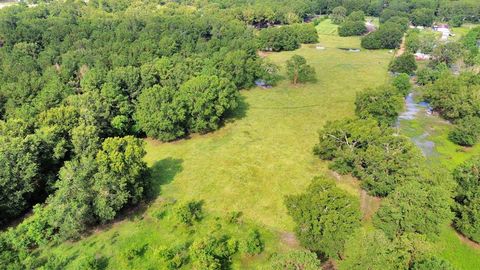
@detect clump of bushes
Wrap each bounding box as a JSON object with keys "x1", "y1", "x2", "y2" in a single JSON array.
[
  {"x1": 355, "y1": 85, "x2": 404, "y2": 126},
  {"x1": 453, "y1": 157, "x2": 480, "y2": 243},
  {"x1": 361, "y1": 19, "x2": 405, "y2": 49},
  {"x1": 258, "y1": 23, "x2": 318, "y2": 52},
  {"x1": 241, "y1": 229, "x2": 264, "y2": 255},
  {"x1": 338, "y1": 11, "x2": 367, "y2": 37},
  {"x1": 175, "y1": 200, "x2": 204, "y2": 226},
  {"x1": 449, "y1": 116, "x2": 480, "y2": 147},
  {"x1": 389, "y1": 53, "x2": 418, "y2": 75}
]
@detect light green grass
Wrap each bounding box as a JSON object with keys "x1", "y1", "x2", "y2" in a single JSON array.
[{"x1": 316, "y1": 19, "x2": 339, "y2": 36}]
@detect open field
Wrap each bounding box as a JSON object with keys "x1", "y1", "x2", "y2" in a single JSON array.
[{"x1": 38, "y1": 20, "x2": 393, "y2": 268}]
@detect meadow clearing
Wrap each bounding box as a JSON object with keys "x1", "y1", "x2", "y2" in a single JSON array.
[{"x1": 38, "y1": 20, "x2": 480, "y2": 269}]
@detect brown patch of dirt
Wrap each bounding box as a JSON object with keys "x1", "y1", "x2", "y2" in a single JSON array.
[
  {"x1": 322, "y1": 259, "x2": 337, "y2": 270},
  {"x1": 280, "y1": 231, "x2": 300, "y2": 248},
  {"x1": 395, "y1": 35, "x2": 406, "y2": 57},
  {"x1": 454, "y1": 227, "x2": 480, "y2": 250},
  {"x1": 360, "y1": 190, "x2": 382, "y2": 221},
  {"x1": 257, "y1": 50, "x2": 271, "y2": 58}
]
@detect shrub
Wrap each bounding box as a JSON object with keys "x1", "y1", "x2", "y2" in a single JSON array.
[
  {"x1": 330, "y1": 6, "x2": 347, "y2": 24},
  {"x1": 355, "y1": 85, "x2": 404, "y2": 126},
  {"x1": 389, "y1": 53, "x2": 418, "y2": 74},
  {"x1": 412, "y1": 257, "x2": 455, "y2": 270},
  {"x1": 411, "y1": 8, "x2": 435, "y2": 26},
  {"x1": 175, "y1": 200, "x2": 203, "y2": 226},
  {"x1": 373, "y1": 181, "x2": 452, "y2": 238},
  {"x1": 241, "y1": 229, "x2": 264, "y2": 255},
  {"x1": 449, "y1": 116, "x2": 480, "y2": 146},
  {"x1": 258, "y1": 27, "x2": 300, "y2": 52},
  {"x1": 453, "y1": 157, "x2": 480, "y2": 242},
  {"x1": 392, "y1": 73, "x2": 411, "y2": 96},
  {"x1": 347, "y1": 11, "x2": 365, "y2": 22},
  {"x1": 189, "y1": 234, "x2": 237, "y2": 270},
  {"x1": 361, "y1": 24, "x2": 403, "y2": 49},
  {"x1": 266, "y1": 250, "x2": 321, "y2": 270},
  {"x1": 159, "y1": 242, "x2": 190, "y2": 270},
  {"x1": 290, "y1": 23, "x2": 319, "y2": 44},
  {"x1": 285, "y1": 55, "x2": 316, "y2": 84},
  {"x1": 338, "y1": 20, "x2": 367, "y2": 37}
]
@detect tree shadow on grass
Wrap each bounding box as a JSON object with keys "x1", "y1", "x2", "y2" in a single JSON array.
[
  {"x1": 146, "y1": 157, "x2": 184, "y2": 200},
  {"x1": 225, "y1": 94, "x2": 249, "y2": 122}
]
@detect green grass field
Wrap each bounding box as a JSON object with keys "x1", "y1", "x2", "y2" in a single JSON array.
[
  {"x1": 38, "y1": 20, "x2": 393, "y2": 268},
  {"x1": 37, "y1": 20, "x2": 480, "y2": 269}
]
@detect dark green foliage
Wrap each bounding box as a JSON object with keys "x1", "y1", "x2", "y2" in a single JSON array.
[
  {"x1": 432, "y1": 42, "x2": 464, "y2": 66},
  {"x1": 410, "y1": 8, "x2": 435, "y2": 26},
  {"x1": 339, "y1": 229, "x2": 434, "y2": 270},
  {"x1": 0, "y1": 135, "x2": 39, "y2": 224},
  {"x1": 338, "y1": 20, "x2": 367, "y2": 37},
  {"x1": 258, "y1": 27, "x2": 300, "y2": 52},
  {"x1": 159, "y1": 242, "x2": 190, "y2": 270},
  {"x1": 330, "y1": 6, "x2": 347, "y2": 24},
  {"x1": 452, "y1": 157, "x2": 480, "y2": 242},
  {"x1": 258, "y1": 24, "x2": 318, "y2": 52},
  {"x1": 380, "y1": 9, "x2": 409, "y2": 23},
  {"x1": 93, "y1": 137, "x2": 148, "y2": 222},
  {"x1": 449, "y1": 116, "x2": 480, "y2": 146},
  {"x1": 285, "y1": 55, "x2": 316, "y2": 85},
  {"x1": 266, "y1": 250, "x2": 321, "y2": 270},
  {"x1": 405, "y1": 29, "x2": 438, "y2": 54},
  {"x1": 389, "y1": 53, "x2": 418, "y2": 75},
  {"x1": 416, "y1": 63, "x2": 449, "y2": 85},
  {"x1": 424, "y1": 73, "x2": 480, "y2": 121},
  {"x1": 175, "y1": 200, "x2": 203, "y2": 226},
  {"x1": 290, "y1": 23, "x2": 319, "y2": 44},
  {"x1": 374, "y1": 181, "x2": 453, "y2": 239},
  {"x1": 411, "y1": 257, "x2": 455, "y2": 270},
  {"x1": 189, "y1": 234, "x2": 238, "y2": 270},
  {"x1": 241, "y1": 229, "x2": 264, "y2": 255},
  {"x1": 355, "y1": 85, "x2": 404, "y2": 125},
  {"x1": 361, "y1": 22, "x2": 404, "y2": 49},
  {"x1": 392, "y1": 73, "x2": 412, "y2": 96},
  {"x1": 314, "y1": 118, "x2": 424, "y2": 196},
  {"x1": 134, "y1": 86, "x2": 187, "y2": 142},
  {"x1": 285, "y1": 177, "x2": 361, "y2": 258},
  {"x1": 180, "y1": 75, "x2": 238, "y2": 134},
  {"x1": 347, "y1": 11, "x2": 365, "y2": 22}
]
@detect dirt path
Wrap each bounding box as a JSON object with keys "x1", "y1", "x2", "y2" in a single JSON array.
[
  {"x1": 280, "y1": 231, "x2": 300, "y2": 248},
  {"x1": 395, "y1": 35, "x2": 406, "y2": 57},
  {"x1": 455, "y1": 228, "x2": 480, "y2": 250}
]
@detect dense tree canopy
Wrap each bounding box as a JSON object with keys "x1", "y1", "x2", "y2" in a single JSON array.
[
  {"x1": 452, "y1": 157, "x2": 480, "y2": 242},
  {"x1": 285, "y1": 177, "x2": 361, "y2": 258}
]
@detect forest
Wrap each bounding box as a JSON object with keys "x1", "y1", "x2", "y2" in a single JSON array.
[{"x1": 0, "y1": 0, "x2": 480, "y2": 269}]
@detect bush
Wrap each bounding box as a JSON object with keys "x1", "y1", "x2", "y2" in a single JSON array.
[
  {"x1": 449, "y1": 116, "x2": 480, "y2": 146},
  {"x1": 175, "y1": 200, "x2": 203, "y2": 226},
  {"x1": 159, "y1": 242, "x2": 190, "y2": 270},
  {"x1": 392, "y1": 73, "x2": 411, "y2": 96},
  {"x1": 373, "y1": 181, "x2": 452, "y2": 239},
  {"x1": 347, "y1": 11, "x2": 365, "y2": 22},
  {"x1": 361, "y1": 24, "x2": 403, "y2": 49},
  {"x1": 412, "y1": 257, "x2": 455, "y2": 270},
  {"x1": 330, "y1": 6, "x2": 347, "y2": 24},
  {"x1": 411, "y1": 8, "x2": 435, "y2": 26},
  {"x1": 266, "y1": 250, "x2": 321, "y2": 270},
  {"x1": 338, "y1": 20, "x2": 367, "y2": 37},
  {"x1": 189, "y1": 234, "x2": 237, "y2": 270},
  {"x1": 389, "y1": 53, "x2": 418, "y2": 74},
  {"x1": 285, "y1": 55, "x2": 316, "y2": 84},
  {"x1": 241, "y1": 229, "x2": 264, "y2": 255},
  {"x1": 355, "y1": 85, "x2": 404, "y2": 126},
  {"x1": 290, "y1": 23, "x2": 319, "y2": 44},
  {"x1": 258, "y1": 27, "x2": 300, "y2": 52},
  {"x1": 453, "y1": 157, "x2": 480, "y2": 242}
]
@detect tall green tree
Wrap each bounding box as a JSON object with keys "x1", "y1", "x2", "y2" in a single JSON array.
[
  {"x1": 285, "y1": 177, "x2": 361, "y2": 258},
  {"x1": 285, "y1": 55, "x2": 316, "y2": 85}
]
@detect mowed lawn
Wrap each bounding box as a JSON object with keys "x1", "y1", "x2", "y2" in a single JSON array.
[{"x1": 144, "y1": 21, "x2": 392, "y2": 231}]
